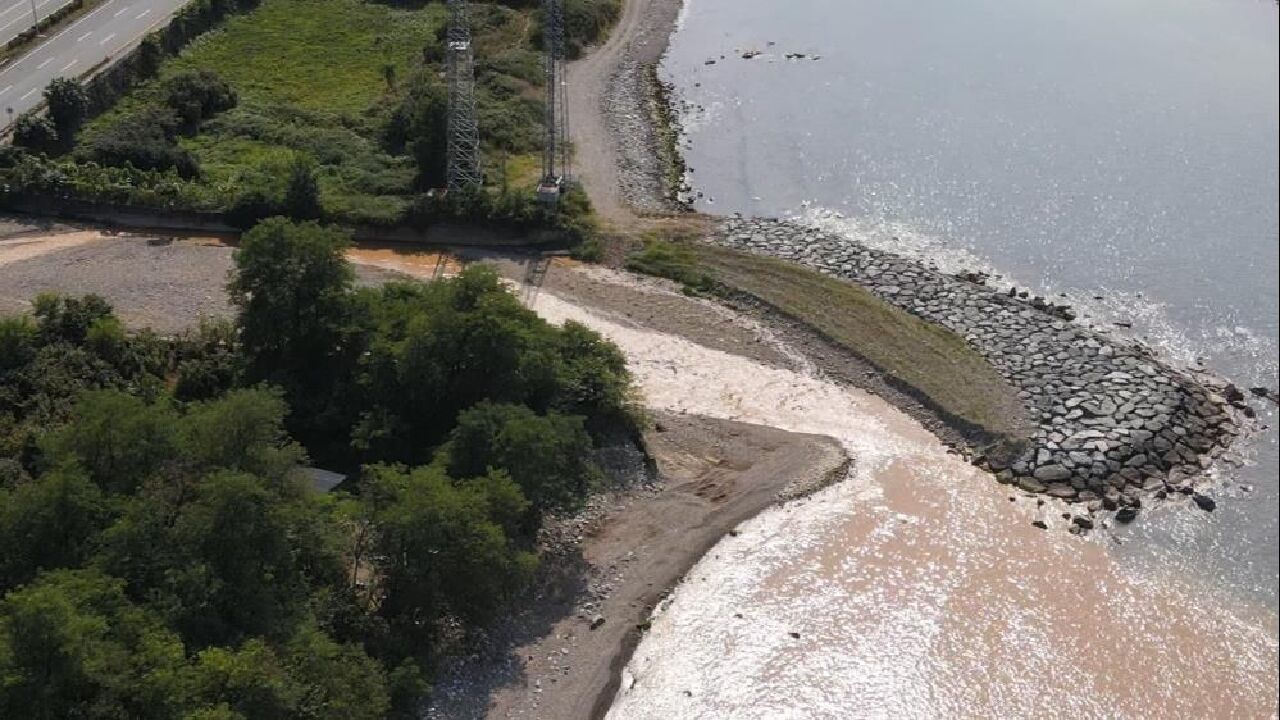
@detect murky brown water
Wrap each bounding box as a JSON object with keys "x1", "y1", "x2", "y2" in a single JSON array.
[
  {"x1": 532, "y1": 290, "x2": 1277, "y2": 720},
  {"x1": 345, "y1": 251, "x2": 1278, "y2": 719},
  {"x1": 344, "y1": 247, "x2": 461, "y2": 278}
]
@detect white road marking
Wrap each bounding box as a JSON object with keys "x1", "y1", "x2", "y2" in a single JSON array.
[
  {"x1": 0, "y1": 85, "x2": 11, "y2": 96},
  {"x1": 0, "y1": 0, "x2": 119, "y2": 82},
  {"x1": 60, "y1": 58, "x2": 78, "y2": 71},
  {"x1": 36, "y1": 57, "x2": 54, "y2": 69},
  {"x1": 78, "y1": 31, "x2": 92, "y2": 41},
  {"x1": 20, "y1": 87, "x2": 37, "y2": 100},
  {"x1": 99, "y1": 31, "x2": 115, "y2": 45},
  {"x1": 114, "y1": 5, "x2": 127, "y2": 15},
  {"x1": 134, "y1": 7, "x2": 149, "y2": 18},
  {"x1": 0, "y1": 0, "x2": 60, "y2": 25},
  {"x1": 9, "y1": 0, "x2": 119, "y2": 63}
]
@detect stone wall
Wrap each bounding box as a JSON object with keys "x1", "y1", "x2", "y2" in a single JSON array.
[{"x1": 711, "y1": 217, "x2": 1247, "y2": 521}]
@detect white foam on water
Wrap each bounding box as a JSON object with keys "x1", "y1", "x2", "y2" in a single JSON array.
[{"x1": 529, "y1": 289, "x2": 1278, "y2": 720}]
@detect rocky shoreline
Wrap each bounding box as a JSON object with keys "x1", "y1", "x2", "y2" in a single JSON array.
[
  {"x1": 607, "y1": 1, "x2": 1261, "y2": 527},
  {"x1": 707, "y1": 217, "x2": 1255, "y2": 523},
  {"x1": 597, "y1": 0, "x2": 686, "y2": 215}
]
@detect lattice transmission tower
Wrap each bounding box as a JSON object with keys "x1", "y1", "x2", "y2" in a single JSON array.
[
  {"x1": 446, "y1": 0, "x2": 483, "y2": 192},
  {"x1": 537, "y1": 0, "x2": 568, "y2": 204}
]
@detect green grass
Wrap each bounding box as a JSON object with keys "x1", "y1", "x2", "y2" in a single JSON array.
[
  {"x1": 629, "y1": 239, "x2": 1030, "y2": 442},
  {"x1": 54, "y1": 0, "x2": 618, "y2": 225},
  {"x1": 78, "y1": 0, "x2": 443, "y2": 222},
  {"x1": 170, "y1": 0, "x2": 442, "y2": 116}
]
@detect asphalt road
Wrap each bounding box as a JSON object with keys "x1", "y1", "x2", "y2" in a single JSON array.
[
  {"x1": 0, "y1": 0, "x2": 190, "y2": 129},
  {"x1": 1, "y1": 0, "x2": 76, "y2": 47}
]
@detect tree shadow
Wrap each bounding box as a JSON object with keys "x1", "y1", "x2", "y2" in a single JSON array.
[{"x1": 425, "y1": 545, "x2": 594, "y2": 719}]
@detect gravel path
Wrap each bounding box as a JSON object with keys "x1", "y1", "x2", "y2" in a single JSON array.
[
  {"x1": 0, "y1": 231, "x2": 398, "y2": 333},
  {"x1": 566, "y1": 0, "x2": 684, "y2": 223}
]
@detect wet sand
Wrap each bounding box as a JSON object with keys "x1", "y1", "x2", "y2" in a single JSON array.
[{"x1": 524, "y1": 290, "x2": 1278, "y2": 720}]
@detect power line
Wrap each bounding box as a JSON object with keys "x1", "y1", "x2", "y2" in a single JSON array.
[
  {"x1": 538, "y1": 0, "x2": 567, "y2": 204},
  {"x1": 446, "y1": 0, "x2": 482, "y2": 192}
]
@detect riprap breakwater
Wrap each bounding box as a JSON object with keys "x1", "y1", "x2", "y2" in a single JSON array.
[{"x1": 712, "y1": 217, "x2": 1248, "y2": 521}]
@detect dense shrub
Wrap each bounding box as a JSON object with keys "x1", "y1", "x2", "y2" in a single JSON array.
[
  {"x1": 162, "y1": 70, "x2": 238, "y2": 131},
  {"x1": 9, "y1": 115, "x2": 59, "y2": 155},
  {"x1": 283, "y1": 158, "x2": 322, "y2": 220},
  {"x1": 78, "y1": 107, "x2": 201, "y2": 177},
  {"x1": 0, "y1": 216, "x2": 636, "y2": 718},
  {"x1": 385, "y1": 76, "x2": 449, "y2": 189},
  {"x1": 563, "y1": 0, "x2": 622, "y2": 58},
  {"x1": 44, "y1": 78, "x2": 89, "y2": 141},
  {"x1": 444, "y1": 401, "x2": 600, "y2": 521}
]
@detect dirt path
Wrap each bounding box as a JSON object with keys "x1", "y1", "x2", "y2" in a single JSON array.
[{"x1": 566, "y1": 0, "x2": 683, "y2": 225}]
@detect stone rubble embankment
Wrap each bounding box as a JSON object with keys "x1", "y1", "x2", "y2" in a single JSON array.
[
  {"x1": 711, "y1": 217, "x2": 1250, "y2": 520},
  {"x1": 606, "y1": 58, "x2": 676, "y2": 215}
]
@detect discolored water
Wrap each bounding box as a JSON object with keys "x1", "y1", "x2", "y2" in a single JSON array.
[
  {"x1": 525, "y1": 291, "x2": 1279, "y2": 719},
  {"x1": 662, "y1": 0, "x2": 1279, "y2": 607}
]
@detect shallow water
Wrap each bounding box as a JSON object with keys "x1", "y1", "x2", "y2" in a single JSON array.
[
  {"x1": 525, "y1": 291, "x2": 1278, "y2": 720},
  {"x1": 337, "y1": 244, "x2": 1279, "y2": 718},
  {"x1": 663, "y1": 0, "x2": 1279, "y2": 608}
]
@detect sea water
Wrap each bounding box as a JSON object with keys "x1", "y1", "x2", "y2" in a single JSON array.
[
  {"x1": 663, "y1": 0, "x2": 1279, "y2": 607},
  {"x1": 600, "y1": 0, "x2": 1279, "y2": 716}
]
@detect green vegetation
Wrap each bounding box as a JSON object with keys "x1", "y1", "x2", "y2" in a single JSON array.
[
  {"x1": 2, "y1": 0, "x2": 620, "y2": 234},
  {"x1": 0, "y1": 218, "x2": 634, "y2": 718},
  {"x1": 628, "y1": 238, "x2": 1028, "y2": 440}
]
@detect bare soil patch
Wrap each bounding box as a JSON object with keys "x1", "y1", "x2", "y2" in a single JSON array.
[
  {"x1": 425, "y1": 412, "x2": 848, "y2": 720},
  {"x1": 0, "y1": 229, "x2": 400, "y2": 332}
]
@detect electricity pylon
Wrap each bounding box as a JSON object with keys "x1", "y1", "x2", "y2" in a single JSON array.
[
  {"x1": 537, "y1": 0, "x2": 568, "y2": 203},
  {"x1": 446, "y1": 0, "x2": 482, "y2": 192}
]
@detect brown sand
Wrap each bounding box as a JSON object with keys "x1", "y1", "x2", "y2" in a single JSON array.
[{"x1": 425, "y1": 413, "x2": 848, "y2": 720}]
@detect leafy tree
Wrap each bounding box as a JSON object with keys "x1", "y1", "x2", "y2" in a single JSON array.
[
  {"x1": 10, "y1": 115, "x2": 59, "y2": 154},
  {"x1": 0, "y1": 468, "x2": 112, "y2": 591},
  {"x1": 280, "y1": 623, "x2": 389, "y2": 720},
  {"x1": 228, "y1": 219, "x2": 359, "y2": 457},
  {"x1": 40, "y1": 390, "x2": 178, "y2": 494},
  {"x1": 354, "y1": 267, "x2": 557, "y2": 461},
  {"x1": 444, "y1": 401, "x2": 599, "y2": 520},
  {"x1": 178, "y1": 640, "x2": 296, "y2": 719},
  {"x1": 0, "y1": 298, "x2": 170, "y2": 464},
  {"x1": 165, "y1": 471, "x2": 310, "y2": 648},
  {"x1": 283, "y1": 158, "x2": 322, "y2": 220},
  {"x1": 93, "y1": 470, "x2": 318, "y2": 650},
  {"x1": 172, "y1": 318, "x2": 243, "y2": 402},
  {"x1": 229, "y1": 219, "x2": 354, "y2": 385},
  {"x1": 364, "y1": 464, "x2": 535, "y2": 641},
  {"x1": 553, "y1": 319, "x2": 630, "y2": 416},
  {"x1": 43, "y1": 77, "x2": 89, "y2": 140},
  {"x1": 178, "y1": 388, "x2": 305, "y2": 487},
  {"x1": 0, "y1": 569, "x2": 186, "y2": 720},
  {"x1": 174, "y1": 626, "x2": 389, "y2": 720}
]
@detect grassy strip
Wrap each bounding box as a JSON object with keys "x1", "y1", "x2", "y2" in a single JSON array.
[
  {"x1": 1, "y1": 0, "x2": 104, "y2": 65},
  {"x1": 642, "y1": 64, "x2": 687, "y2": 208},
  {"x1": 627, "y1": 238, "x2": 1029, "y2": 442},
  {"x1": 77, "y1": 0, "x2": 444, "y2": 222}
]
